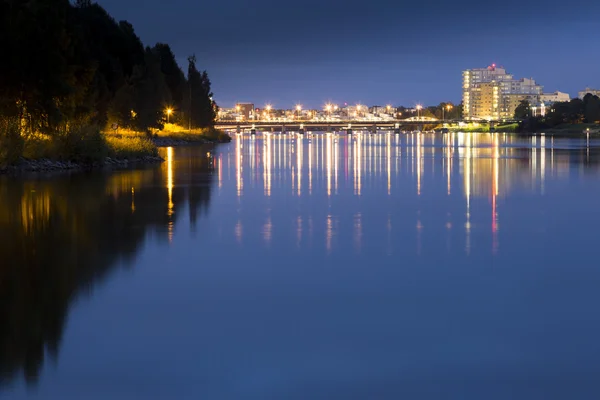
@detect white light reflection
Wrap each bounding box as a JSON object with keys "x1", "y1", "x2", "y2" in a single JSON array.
[
  {"x1": 236, "y1": 138, "x2": 243, "y2": 197},
  {"x1": 297, "y1": 135, "x2": 303, "y2": 196},
  {"x1": 326, "y1": 133, "x2": 332, "y2": 196},
  {"x1": 263, "y1": 134, "x2": 271, "y2": 196}
]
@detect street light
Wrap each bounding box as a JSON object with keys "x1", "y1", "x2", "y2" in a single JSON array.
[
  {"x1": 416, "y1": 104, "x2": 422, "y2": 120},
  {"x1": 165, "y1": 107, "x2": 173, "y2": 123},
  {"x1": 265, "y1": 104, "x2": 272, "y2": 120},
  {"x1": 386, "y1": 105, "x2": 392, "y2": 114},
  {"x1": 356, "y1": 105, "x2": 362, "y2": 119},
  {"x1": 296, "y1": 104, "x2": 302, "y2": 120},
  {"x1": 443, "y1": 104, "x2": 453, "y2": 121},
  {"x1": 325, "y1": 104, "x2": 332, "y2": 119}
]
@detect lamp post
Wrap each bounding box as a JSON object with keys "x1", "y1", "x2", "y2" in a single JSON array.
[
  {"x1": 443, "y1": 104, "x2": 452, "y2": 121},
  {"x1": 416, "y1": 104, "x2": 422, "y2": 120},
  {"x1": 166, "y1": 108, "x2": 173, "y2": 124},
  {"x1": 265, "y1": 104, "x2": 272, "y2": 120},
  {"x1": 296, "y1": 105, "x2": 302, "y2": 120},
  {"x1": 326, "y1": 104, "x2": 332, "y2": 119}
]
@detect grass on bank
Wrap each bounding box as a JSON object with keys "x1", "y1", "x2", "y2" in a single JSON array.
[
  {"x1": 109, "y1": 124, "x2": 231, "y2": 143},
  {"x1": 0, "y1": 122, "x2": 158, "y2": 167},
  {"x1": 155, "y1": 123, "x2": 231, "y2": 143}
]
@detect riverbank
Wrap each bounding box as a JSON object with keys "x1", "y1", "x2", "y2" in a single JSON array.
[
  {"x1": 1, "y1": 129, "x2": 162, "y2": 174},
  {"x1": 151, "y1": 126, "x2": 231, "y2": 147},
  {"x1": 0, "y1": 155, "x2": 164, "y2": 175},
  {"x1": 1, "y1": 125, "x2": 231, "y2": 174}
]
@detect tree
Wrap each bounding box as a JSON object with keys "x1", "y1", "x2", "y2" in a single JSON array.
[
  {"x1": 583, "y1": 94, "x2": 600, "y2": 123},
  {"x1": 514, "y1": 100, "x2": 531, "y2": 119},
  {"x1": 186, "y1": 55, "x2": 216, "y2": 129},
  {"x1": 152, "y1": 43, "x2": 186, "y2": 122}
]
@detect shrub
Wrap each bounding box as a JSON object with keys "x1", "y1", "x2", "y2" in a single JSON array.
[
  {"x1": 0, "y1": 118, "x2": 25, "y2": 166},
  {"x1": 105, "y1": 136, "x2": 158, "y2": 159},
  {"x1": 53, "y1": 125, "x2": 108, "y2": 163}
]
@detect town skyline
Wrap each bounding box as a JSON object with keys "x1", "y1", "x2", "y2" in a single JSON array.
[{"x1": 96, "y1": 0, "x2": 600, "y2": 108}]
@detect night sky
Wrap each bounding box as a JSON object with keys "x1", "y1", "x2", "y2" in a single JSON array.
[{"x1": 99, "y1": 0, "x2": 600, "y2": 109}]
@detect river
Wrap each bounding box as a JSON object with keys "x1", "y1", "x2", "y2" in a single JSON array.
[{"x1": 2, "y1": 132, "x2": 600, "y2": 399}]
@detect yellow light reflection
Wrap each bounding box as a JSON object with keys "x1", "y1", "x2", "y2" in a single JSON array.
[
  {"x1": 166, "y1": 146, "x2": 174, "y2": 242},
  {"x1": 465, "y1": 133, "x2": 472, "y2": 255}
]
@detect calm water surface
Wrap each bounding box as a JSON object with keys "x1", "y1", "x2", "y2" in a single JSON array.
[{"x1": 2, "y1": 132, "x2": 600, "y2": 399}]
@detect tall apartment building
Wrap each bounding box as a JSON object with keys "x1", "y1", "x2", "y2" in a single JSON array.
[{"x1": 463, "y1": 65, "x2": 543, "y2": 120}]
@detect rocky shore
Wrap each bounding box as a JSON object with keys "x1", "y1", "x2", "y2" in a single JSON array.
[
  {"x1": 152, "y1": 137, "x2": 210, "y2": 147},
  {"x1": 0, "y1": 155, "x2": 164, "y2": 175}
]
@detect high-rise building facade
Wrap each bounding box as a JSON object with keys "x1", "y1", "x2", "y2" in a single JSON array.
[{"x1": 463, "y1": 65, "x2": 543, "y2": 120}]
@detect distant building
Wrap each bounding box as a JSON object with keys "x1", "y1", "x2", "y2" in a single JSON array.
[
  {"x1": 369, "y1": 106, "x2": 394, "y2": 116},
  {"x1": 578, "y1": 88, "x2": 600, "y2": 99},
  {"x1": 540, "y1": 91, "x2": 570, "y2": 103},
  {"x1": 235, "y1": 103, "x2": 255, "y2": 120},
  {"x1": 530, "y1": 102, "x2": 550, "y2": 117},
  {"x1": 462, "y1": 64, "x2": 543, "y2": 120}
]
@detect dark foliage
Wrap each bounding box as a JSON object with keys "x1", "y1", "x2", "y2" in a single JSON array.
[{"x1": 0, "y1": 0, "x2": 216, "y2": 141}]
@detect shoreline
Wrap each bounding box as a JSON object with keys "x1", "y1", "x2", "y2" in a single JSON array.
[
  {"x1": 0, "y1": 155, "x2": 164, "y2": 175},
  {"x1": 1, "y1": 136, "x2": 231, "y2": 175}
]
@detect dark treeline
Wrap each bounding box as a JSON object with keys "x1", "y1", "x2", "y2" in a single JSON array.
[
  {"x1": 0, "y1": 0, "x2": 216, "y2": 140},
  {"x1": 392, "y1": 103, "x2": 463, "y2": 120},
  {"x1": 514, "y1": 94, "x2": 600, "y2": 132},
  {"x1": 0, "y1": 147, "x2": 214, "y2": 388}
]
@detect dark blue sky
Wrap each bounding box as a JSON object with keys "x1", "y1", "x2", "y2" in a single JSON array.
[{"x1": 99, "y1": 0, "x2": 600, "y2": 108}]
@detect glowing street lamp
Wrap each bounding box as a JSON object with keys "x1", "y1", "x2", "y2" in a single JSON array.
[
  {"x1": 325, "y1": 104, "x2": 332, "y2": 119},
  {"x1": 265, "y1": 104, "x2": 272, "y2": 120},
  {"x1": 296, "y1": 104, "x2": 302, "y2": 119},
  {"x1": 165, "y1": 107, "x2": 173, "y2": 123},
  {"x1": 416, "y1": 104, "x2": 422, "y2": 120},
  {"x1": 386, "y1": 105, "x2": 392, "y2": 114},
  {"x1": 443, "y1": 104, "x2": 453, "y2": 121}
]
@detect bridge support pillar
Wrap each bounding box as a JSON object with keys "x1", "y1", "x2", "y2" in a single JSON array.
[
  {"x1": 371, "y1": 124, "x2": 377, "y2": 134},
  {"x1": 299, "y1": 124, "x2": 305, "y2": 135},
  {"x1": 490, "y1": 121, "x2": 496, "y2": 132},
  {"x1": 250, "y1": 124, "x2": 256, "y2": 135},
  {"x1": 282, "y1": 125, "x2": 286, "y2": 134},
  {"x1": 394, "y1": 123, "x2": 400, "y2": 134},
  {"x1": 236, "y1": 125, "x2": 241, "y2": 133}
]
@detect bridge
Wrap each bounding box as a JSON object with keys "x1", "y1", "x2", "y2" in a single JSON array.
[{"x1": 216, "y1": 118, "x2": 520, "y2": 133}]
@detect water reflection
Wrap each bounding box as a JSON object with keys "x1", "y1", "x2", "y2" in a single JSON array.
[
  {"x1": 0, "y1": 146, "x2": 215, "y2": 387},
  {"x1": 229, "y1": 132, "x2": 600, "y2": 256}
]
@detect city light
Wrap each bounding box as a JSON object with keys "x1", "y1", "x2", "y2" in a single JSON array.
[{"x1": 165, "y1": 107, "x2": 173, "y2": 123}]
